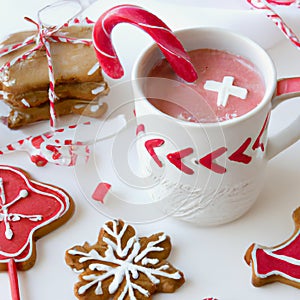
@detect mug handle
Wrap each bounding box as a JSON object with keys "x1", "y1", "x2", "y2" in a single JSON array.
[{"x1": 267, "y1": 77, "x2": 300, "y2": 160}]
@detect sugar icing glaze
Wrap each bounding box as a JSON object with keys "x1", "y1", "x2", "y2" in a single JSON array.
[
  {"x1": 0, "y1": 165, "x2": 71, "y2": 263},
  {"x1": 68, "y1": 219, "x2": 183, "y2": 299}
]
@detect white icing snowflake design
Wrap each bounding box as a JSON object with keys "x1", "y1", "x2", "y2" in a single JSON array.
[
  {"x1": 66, "y1": 219, "x2": 184, "y2": 299},
  {"x1": 0, "y1": 177, "x2": 42, "y2": 240}
]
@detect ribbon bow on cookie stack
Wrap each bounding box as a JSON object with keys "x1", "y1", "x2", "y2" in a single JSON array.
[{"x1": 0, "y1": 0, "x2": 108, "y2": 130}]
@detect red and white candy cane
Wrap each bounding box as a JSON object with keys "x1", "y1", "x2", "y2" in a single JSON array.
[
  {"x1": 247, "y1": 0, "x2": 300, "y2": 48},
  {"x1": 93, "y1": 4, "x2": 198, "y2": 82}
]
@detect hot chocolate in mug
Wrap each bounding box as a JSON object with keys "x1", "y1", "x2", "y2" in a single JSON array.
[{"x1": 131, "y1": 27, "x2": 300, "y2": 226}]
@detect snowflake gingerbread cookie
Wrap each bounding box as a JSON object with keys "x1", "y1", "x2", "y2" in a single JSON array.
[
  {"x1": 245, "y1": 207, "x2": 300, "y2": 289},
  {"x1": 65, "y1": 219, "x2": 185, "y2": 299}
]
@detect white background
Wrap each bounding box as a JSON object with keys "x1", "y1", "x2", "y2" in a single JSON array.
[{"x1": 1, "y1": 0, "x2": 300, "y2": 299}]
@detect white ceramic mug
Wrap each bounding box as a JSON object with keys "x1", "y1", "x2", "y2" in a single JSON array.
[{"x1": 131, "y1": 27, "x2": 300, "y2": 226}]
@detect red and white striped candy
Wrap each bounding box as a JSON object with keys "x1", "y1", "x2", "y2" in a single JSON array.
[
  {"x1": 266, "y1": 0, "x2": 297, "y2": 5},
  {"x1": 93, "y1": 4, "x2": 198, "y2": 82},
  {"x1": 0, "y1": 122, "x2": 91, "y2": 166},
  {"x1": 248, "y1": 0, "x2": 300, "y2": 48},
  {"x1": 39, "y1": 27, "x2": 57, "y2": 128},
  {"x1": 0, "y1": 35, "x2": 36, "y2": 57}
]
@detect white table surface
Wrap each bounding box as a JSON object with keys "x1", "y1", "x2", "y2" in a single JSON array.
[{"x1": 1, "y1": 1, "x2": 300, "y2": 299}]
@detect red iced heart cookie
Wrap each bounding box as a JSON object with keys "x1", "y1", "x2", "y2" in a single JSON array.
[{"x1": 0, "y1": 165, "x2": 74, "y2": 271}]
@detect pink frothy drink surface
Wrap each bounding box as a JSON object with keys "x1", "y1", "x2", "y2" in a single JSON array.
[{"x1": 147, "y1": 49, "x2": 265, "y2": 123}]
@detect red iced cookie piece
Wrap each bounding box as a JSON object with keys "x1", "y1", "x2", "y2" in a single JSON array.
[
  {"x1": 245, "y1": 207, "x2": 300, "y2": 288},
  {"x1": 92, "y1": 182, "x2": 111, "y2": 203},
  {"x1": 0, "y1": 165, "x2": 74, "y2": 270}
]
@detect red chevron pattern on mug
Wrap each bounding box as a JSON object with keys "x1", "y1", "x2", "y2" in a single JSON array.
[
  {"x1": 228, "y1": 137, "x2": 252, "y2": 164},
  {"x1": 145, "y1": 139, "x2": 165, "y2": 167},
  {"x1": 199, "y1": 147, "x2": 227, "y2": 174},
  {"x1": 167, "y1": 148, "x2": 194, "y2": 175},
  {"x1": 141, "y1": 114, "x2": 268, "y2": 174}
]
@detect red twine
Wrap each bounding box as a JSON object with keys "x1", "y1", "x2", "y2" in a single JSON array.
[{"x1": 0, "y1": 16, "x2": 95, "y2": 129}]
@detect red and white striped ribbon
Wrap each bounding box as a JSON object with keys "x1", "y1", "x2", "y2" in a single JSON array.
[
  {"x1": 0, "y1": 35, "x2": 36, "y2": 57},
  {"x1": 0, "y1": 122, "x2": 91, "y2": 166},
  {"x1": 247, "y1": 0, "x2": 300, "y2": 48},
  {"x1": 40, "y1": 27, "x2": 57, "y2": 127},
  {"x1": 266, "y1": 0, "x2": 300, "y2": 6}
]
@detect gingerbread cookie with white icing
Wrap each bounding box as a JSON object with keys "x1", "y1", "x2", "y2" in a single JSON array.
[
  {"x1": 245, "y1": 207, "x2": 300, "y2": 289},
  {"x1": 0, "y1": 165, "x2": 74, "y2": 271},
  {"x1": 65, "y1": 219, "x2": 185, "y2": 299}
]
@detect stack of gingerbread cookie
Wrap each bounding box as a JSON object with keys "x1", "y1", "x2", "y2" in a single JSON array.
[{"x1": 0, "y1": 25, "x2": 109, "y2": 129}]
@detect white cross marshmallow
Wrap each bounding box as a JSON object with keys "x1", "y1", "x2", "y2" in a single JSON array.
[{"x1": 204, "y1": 76, "x2": 248, "y2": 107}]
